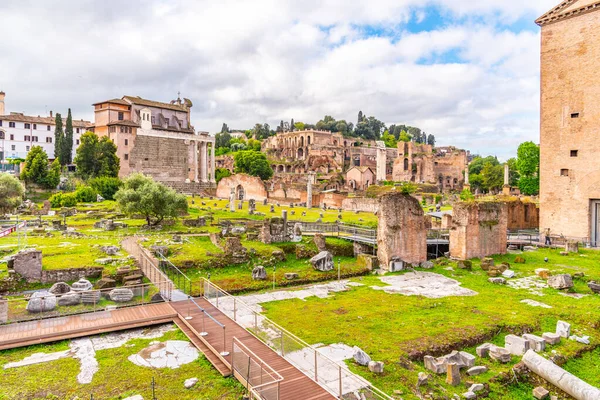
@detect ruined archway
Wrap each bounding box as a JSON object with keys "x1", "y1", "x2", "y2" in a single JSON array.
[
  {"x1": 236, "y1": 185, "x2": 245, "y2": 200},
  {"x1": 298, "y1": 148, "x2": 304, "y2": 158}
]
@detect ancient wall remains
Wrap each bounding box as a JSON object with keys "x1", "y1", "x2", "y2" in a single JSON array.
[
  {"x1": 10, "y1": 249, "x2": 42, "y2": 282},
  {"x1": 450, "y1": 201, "x2": 508, "y2": 260},
  {"x1": 341, "y1": 197, "x2": 379, "y2": 213},
  {"x1": 377, "y1": 192, "x2": 427, "y2": 270},
  {"x1": 128, "y1": 135, "x2": 189, "y2": 182},
  {"x1": 216, "y1": 174, "x2": 268, "y2": 202},
  {"x1": 506, "y1": 200, "x2": 539, "y2": 230},
  {"x1": 41, "y1": 267, "x2": 103, "y2": 284}
]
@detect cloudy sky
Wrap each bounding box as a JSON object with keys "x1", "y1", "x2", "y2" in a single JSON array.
[{"x1": 0, "y1": 0, "x2": 558, "y2": 160}]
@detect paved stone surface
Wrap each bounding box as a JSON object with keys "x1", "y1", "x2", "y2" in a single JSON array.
[
  {"x1": 128, "y1": 340, "x2": 199, "y2": 369},
  {"x1": 371, "y1": 272, "x2": 478, "y2": 298},
  {"x1": 521, "y1": 299, "x2": 552, "y2": 308}
]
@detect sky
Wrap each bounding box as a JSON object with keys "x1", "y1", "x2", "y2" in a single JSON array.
[{"x1": 0, "y1": 0, "x2": 559, "y2": 160}]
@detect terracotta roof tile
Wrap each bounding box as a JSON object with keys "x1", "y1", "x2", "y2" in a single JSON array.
[
  {"x1": 0, "y1": 113, "x2": 92, "y2": 128},
  {"x1": 107, "y1": 120, "x2": 140, "y2": 127},
  {"x1": 92, "y1": 98, "x2": 130, "y2": 106},
  {"x1": 123, "y1": 96, "x2": 188, "y2": 112}
]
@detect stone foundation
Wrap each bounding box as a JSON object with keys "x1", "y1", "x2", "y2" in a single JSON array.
[
  {"x1": 506, "y1": 200, "x2": 539, "y2": 230},
  {"x1": 450, "y1": 201, "x2": 508, "y2": 260}
]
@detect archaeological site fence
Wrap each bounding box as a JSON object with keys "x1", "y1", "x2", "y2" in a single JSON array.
[
  {"x1": 202, "y1": 278, "x2": 393, "y2": 400},
  {"x1": 232, "y1": 337, "x2": 283, "y2": 400}
]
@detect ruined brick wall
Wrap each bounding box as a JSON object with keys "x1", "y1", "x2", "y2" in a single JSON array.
[
  {"x1": 450, "y1": 202, "x2": 508, "y2": 260},
  {"x1": 41, "y1": 267, "x2": 103, "y2": 284},
  {"x1": 128, "y1": 135, "x2": 189, "y2": 182},
  {"x1": 539, "y1": 8, "x2": 600, "y2": 239},
  {"x1": 11, "y1": 249, "x2": 42, "y2": 282},
  {"x1": 215, "y1": 155, "x2": 235, "y2": 173},
  {"x1": 506, "y1": 200, "x2": 540, "y2": 230},
  {"x1": 377, "y1": 192, "x2": 427, "y2": 269},
  {"x1": 341, "y1": 197, "x2": 379, "y2": 213},
  {"x1": 216, "y1": 174, "x2": 268, "y2": 201}
]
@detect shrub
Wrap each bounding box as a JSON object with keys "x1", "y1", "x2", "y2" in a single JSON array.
[
  {"x1": 89, "y1": 176, "x2": 121, "y2": 200},
  {"x1": 49, "y1": 193, "x2": 64, "y2": 208},
  {"x1": 49, "y1": 192, "x2": 78, "y2": 207},
  {"x1": 75, "y1": 186, "x2": 97, "y2": 203}
]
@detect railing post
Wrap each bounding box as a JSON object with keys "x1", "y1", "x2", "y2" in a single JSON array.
[
  {"x1": 220, "y1": 325, "x2": 230, "y2": 356},
  {"x1": 200, "y1": 310, "x2": 208, "y2": 336},
  {"x1": 280, "y1": 331, "x2": 285, "y2": 356},
  {"x1": 314, "y1": 349, "x2": 318, "y2": 382},
  {"x1": 185, "y1": 296, "x2": 193, "y2": 320},
  {"x1": 339, "y1": 365, "x2": 343, "y2": 399},
  {"x1": 233, "y1": 298, "x2": 237, "y2": 321}
]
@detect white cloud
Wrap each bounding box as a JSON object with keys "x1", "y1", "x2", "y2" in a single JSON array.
[{"x1": 0, "y1": 0, "x2": 559, "y2": 159}]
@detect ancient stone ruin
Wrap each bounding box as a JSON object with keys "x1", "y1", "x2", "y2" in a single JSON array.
[
  {"x1": 8, "y1": 249, "x2": 43, "y2": 282},
  {"x1": 310, "y1": 251, "x2": 334, "y2": 272},
  {"x1": 450, "y1": 201, "x2": 508, "y2": 260},
  {"x1": 376, "y1": 192, "x2": 427, "y2": 271}
]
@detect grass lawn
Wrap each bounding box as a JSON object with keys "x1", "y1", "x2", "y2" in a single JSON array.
[
  {"x1": 258, "y1": 247, "x2": 600, "y2": 399},
  {"x1": 0, "y1": 327, "x2": 244, "y2": 400}
]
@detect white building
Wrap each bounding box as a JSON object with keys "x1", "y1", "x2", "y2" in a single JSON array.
[{"x1": 0, "y1": 91, "x2": 91, "y2": 161}]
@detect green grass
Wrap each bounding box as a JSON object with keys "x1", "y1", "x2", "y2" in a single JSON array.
[
  {"x1": 258, "y1": 248, "x2": 600, "y2": 399},
  {"x1": 0, "y1": 327, "x2": 244, "y2": 400}
]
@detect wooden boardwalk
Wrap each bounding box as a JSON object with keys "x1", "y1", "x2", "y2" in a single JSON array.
[{"x1": 0, "y1": 299, "x2": 336, "y2": 400}]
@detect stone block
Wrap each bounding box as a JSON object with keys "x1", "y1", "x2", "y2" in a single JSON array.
[
  {"x1": 556, "y1": 320, "x2": 571, "y2": 338},
  {"x1": 459, "y1": 351, "x2": 476, "y2": 367},
  {"x1": 368, "y1": 361, "x2": 384, "y2": 374},
  {"x1": 535, "y1": 268, "x2": 551, "y2": 279},
  {"x1": 523, "y1": 334, "x2": 546, "y2": 352},
  {"x1": 310, "y1": 251, "x2": 334, "y2": 272},
  {"x1": 588, "y1": 281, "x2": 600, "y2": 294},
  {"x1": 184, "y1": 377, "x2": 198, "y2": 389},
  {"x1": 446, "y1": 363, "x2": 460, "y2": 386},
  {"x1": 95, "y1": 278, "x2": 116, "y2": 290},
  {"x1": 476, "y1": 343, "x2": 492, "y2": 358},
  {"x1": 457, "y1": 260, "x2": 472, "y2": 270},
  {"x1": 81, "y1": 290, "x2": 101, "y2": 305},
  {"x1": 11, "y1": 249, "x2": 43, "y2": 282},
  {"x1": 71, "y1": 279, "x2": 93, "y2": 292},
  {"x1": 533, "y1": 387, "x2": 550, "y2": 400},
  {"x1": 542, "y1": 332, "x2": 561, "y2": 345},
  {"x1": 57, "y1": 292, "x2": 81, "y2": 306},
  {"x1": 424, "y1": 356, "x2": 445, "y2": 374},
  {"x1": 49, "y1": 282, "x2": 71, "y2": 295},
  {"x1": 353, "y1": 347, "x2": 371, "y2": 366},
  {"x1": 489, "y1": 277, "x2": 507, "y2": 285},
  {"x1": 548, "y1": 274, "x2": 573, "y2": 290},
  {"x1": 469, "y1": 383, "x2": 484, "y2": 393},
  {"x1": 462, "y1": 392, "x2": 476, "y2": 399},
  {"x1": 480, "y1": 257, "x2": 495, "y2": 271},
  {"x1": 109, "y1": 288, "x2": 134, "y2": 303},
  {"x1": 252, "y1": 266, "x2": 267, "y2": 280},
  {"x1": 26, "y1": 291, "x2": 57, "y2": 313},
  {"x1": 489, "y1": 345, "x2": 511, "y2": 363},
  {"x1": 505, "y1": 334, "x2": 530, "y2": 356},
  {"x1": 467, "y1": 366, "x2": 488, "y2": 376},
  {"x1": 284, "y1": 273, "x2": 298, "y2": 280}
]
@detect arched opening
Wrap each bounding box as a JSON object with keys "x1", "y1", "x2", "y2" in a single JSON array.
[
  {"x1": 278, "y1": 165, "x2": 284, "y2": 173},
  {"x1": 333, "y1": 140, "x2": 338, "y2": 146},
  {"x1": 236, "y1": 185, "x2": 245, "y2": 201},
  {"x1": 404, "y1": 158, "x2": 409, "y2": 171},
  {"x1": 300, "y1": 136, "x2": 304, "y2": 147},
  {"x1": 350, "y1": 180, "x2": 356, "y2": 190},
  {"x1": 286, "y1": 165, "x2": 292, "y2": 173},
  {"x1": 344, "y1": 141, "x2": 347, "y2": 147},
  {"x1": 298, "y1": 148, "x2": 304, "y2": 158},
  {"x1": 307, "y1": 136, "x2": 311, "y2": 145}
]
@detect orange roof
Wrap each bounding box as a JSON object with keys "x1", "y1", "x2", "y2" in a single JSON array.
[{"x1": 0, "y1": 113, "x2": 91, "y2": 128}]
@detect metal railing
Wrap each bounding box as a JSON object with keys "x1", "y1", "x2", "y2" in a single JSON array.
[
  {"x1": 1, "y1": 281, "x2": 169, "y2": 325},
  {"x1": 156, "y1": 252, "x2": 192, "y2": 296},
  {"x1": 186, "y1": 296, "x2": 230, "y2": 357},
  {"x1": 202, "y1": 279, "x2": 393, "y2": 400},
  {"x1": 232, "y1": 337, "x2": 283, "y2": 400},
  {"x1": 122, "y1": 238, "x2": 173, "y2": 301}
]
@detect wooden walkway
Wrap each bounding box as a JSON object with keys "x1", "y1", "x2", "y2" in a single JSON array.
[
  {"x1": 0, "y1": 303, "x2": 176, "y2": 351},
  {"x1": 0, "y1": 299, "x2": 336, "y2": 400}
]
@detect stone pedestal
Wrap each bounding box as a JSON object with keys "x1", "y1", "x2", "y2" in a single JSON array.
[{"x1": 446, "y1": 363, "x2": 461, "y2": 386}]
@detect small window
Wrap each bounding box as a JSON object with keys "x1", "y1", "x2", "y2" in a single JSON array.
[
  {"x1": 124, "y1": 153, "x2": 129, "y2": 160},
  {"x1": 10, "y1": 134, "x2": 14, "y2": 140},
  {"x1": 9, "y1": 122, "x2": 15, "y2": 128},
  {"x1": 24, "y1": 135, "x2": 30, "y2": 141},
  {"x1": 570, "y1": 150, "x2": 578, "y2": 157},
  {"x1": 125, "y1": 139, "x2": 128, "y2": 146},
  {"x1": 24, "y1": 123, "x2": 31, "y2": 129},
  {"x1": 11, "y1": 145, "x2": 15, "y2": 150},
  {"x1": 571, "y1": 113, "x2": 579, "y2": 118},
  {"x1": 76, "y1": 139, "x2": 80, "y2": 145},
  {"x1": 46, "y1": 137, "x2": 52, "y2": 143},
  {"x1": 561, "y1": 169, "x2": 569, "y2": 176},
  {"x1": 76, "y1": 128, "x2": 80, "y2": 134},
  {"x1": 118, "y1": 112, "x2": 124, "y2": 121},
  {"x1": 120, "y1": 126, "x2": 124, "y2": 133},
  {"x1": 26, "y1": 146, "x2": 30, "y2": 151},
  {"x1": 0, "y1": 132, "x2": 3, "y2": 139},
  {"x1": 47, "y1": 125, "x2": 51, "y2": 131},
  {"x1": 144, "y1": 157, "x2": 149, "y2": 161},
  {"x1": 33, "y1": 124, "x2": 37, "y2": 130},
  {"x1": 32, "y1": 136, "x2": 38, "y2": 142},
  {"x1": 0, "y1": 120, "x2": 2, "y2": 126}
]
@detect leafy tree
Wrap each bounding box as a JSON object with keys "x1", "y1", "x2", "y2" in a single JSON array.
[
  {"x1": 506, "y1": 157, "x2": 520, "y2": 187},
  {"x1": 0, "y1": 173, "x2": 24, "y2": 214},
  {"x1": 89, "y1": 176, "x2": 122, "y2": 200},
  {"x1": 115, "y1": 173, "x2": 188, "y2": 226},
  {"x1": 45, "y1": 159, "x2": 61, "y2": 189},
  {"x1": 399, "y1": 130, "x2": 412, "y2": 143},
  {"x1": 215, "y1": 132, "x2": 232, "y2": 149},
  {"x1": 294, "y1": 122, "x2": 305, "y2": 131},
  {"x1": 481, "y1": 162, "x2": 504, "y2": 192},
  {"x1": 381, "y1": 131, "x2": 397, "y2": 148},
  {"x1": 220, "y1": 123, "x2": 229, "y2": 133},
  {"x1": 357, "y1": 111, "x2": 364, "y2": 125},
  {"x1": 74, "y1": 132, "x2": 120, "y2": 179},
  {"x1": 233, "y1": 150, "x2": 273, "y2": 181},
  {"x1": 518, "y1": 176, "x2": 540, "y2": 196},
  {"x1": 469, "y1": 156, "x2": 499, "y2": 176},
  {"x1": 427, "y1": 134, "x2": 435, "y2": 146},
  {"x1": 21, "y1": 146, "x2": 49, "y2": 186},
  {"x1": 215, "y1": 168, "x2": 232, "y2": 183},
  {"x1": 62, "y1": 108, "x2": 74, "y2": 165},
  {"x1": 230, "y1": 142, "x2": 247, "y2": 152},
  {"x1": 516, "y1": 141, "x2": 540, "y2": 177},
  {"x1": 469, "y1": 174, "x2": 484, "y2": 192},
  {"x1": 54, "y1": 112, "x2": 63, "y2": 162},
  {"x1": 460, "y1": 188, "x2": 475, "y2": 201},
  {"x1": 75, "y1": 186, "x2": 98, "y2": 202},
  {"x1": 247, "y1": 139, "x2": 262, "y2": 151}
]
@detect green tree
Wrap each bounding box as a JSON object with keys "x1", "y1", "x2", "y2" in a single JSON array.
[
  {"x1": 381, "y1": 131, "x2": 397, "y2": 148},
  {"x1": 290, "y1": 118, "x2": 295, "y2": 131},
  {"x1": 516, "y1": 141, "x2": 540, "y2": 195},
  {"x1": 0, "y1": 173, "x2": 25, "y2": 214},
  {"x1": 481, "y1": 162, "x2": 504, "y2": 193},
  {"x1": 215, "y1": 132, "x2": 232, "y2": 149},
  {"x1": 62, "y1": 108, "x2": 74, "y2": 165},
  {"x1": 44, "y1": 159, "x2": 61, "y2": 189},
  {"x1": 115, "y1": 174, "x2": 188, "y2": 226},
  {"x1": 399, "y1": 130, "x2": 412, "y2": 143},
  {"x1": 215, "y1": 168, "x2": 232, "y2": 183},
  {"x1": 74, "y1": 132, "x2": 120, "y2": 179},
  {"x1": 427, "y1": 134, "x2": 435, "y2": 147},
  {"x1": 460, "y1": 188, "x2": 475, "y2": 201},
  {"x1": 469, "y1": 156, "x2": 499, "y2": 176},
  {"x1": 220, "y1": 123, "x2": 229, "y2": 133},
  {"x1": 233, "y1": 150, "x2": 273, "y2": 180},
  {"x1": 20, "y1": 146, "x2": 49, "y2": 186},
  {"x1": 89, "y1": 176, "x2": 122, "y2": 200},
  {"x1": 54, "y1": 112, "x2": 63, "y2": 162},
  {"x1": 294, "y1": 122, "x2": 305, "y2": 131},
  {"x1": 506, "y1": 157, "x2": 520, "y2": 187}
]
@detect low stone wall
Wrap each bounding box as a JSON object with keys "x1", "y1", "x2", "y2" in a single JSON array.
[
  {"x1": 40, "y1": 267, "x2": 104, "y2": 284},
  {"x1": 162, "y1": 181, "x2": 215, "y2": 194},
  {"x1": 341, "y1": 197, "x2": 379, "y2": 213},
  {"x1": 216, "y1": 174, "x2": 268, "y2": 201},
  {"x1": 450, "y1": 201, "x2": 508, "y2": 260}
]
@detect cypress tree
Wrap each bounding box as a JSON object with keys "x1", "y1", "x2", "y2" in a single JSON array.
[
  {"x1": 54, "y1": 113, "x2": 63, "y2": 163},
  {"x1": 63, "y1": 108, "x2": 74, "y2": 165}
]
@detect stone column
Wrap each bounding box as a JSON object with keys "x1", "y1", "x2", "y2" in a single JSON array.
[
  {"x1": 307, "y1": 172, "x2": 314, "y2": 209},
  {"x1": 193, "y1": 141, "x2": 199, "y2": 182},
  {"x1": 229, "y1": 187, "x2": 235, "y2": 212},
  {"x1": 200, "y1": 141, "x2": 208, "y2": 182},
  {"x1": 504, "y1": 164, "x2": 509, "y2": 186},
  {"x1": 376, "y1": 141, "x2": 387, "y2": 183},
  {"x1": 464, "y1": 165, "x2": 470, "y2": 185},
  {"x1": 210, "y1": 142, "x2": 216, "y2": 183}
]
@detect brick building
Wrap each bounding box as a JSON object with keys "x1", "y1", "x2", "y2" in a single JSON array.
[
  {"x1": 89, "y1": 95, "x2": 215, "y2": 190},
  {"x1": 537, "y1": 0, "x2": 600, "y2": 243}
]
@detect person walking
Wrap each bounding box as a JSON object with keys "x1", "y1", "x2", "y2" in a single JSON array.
[{"x1": 545, "y1": 228, "x2": 552, "y2": 246}]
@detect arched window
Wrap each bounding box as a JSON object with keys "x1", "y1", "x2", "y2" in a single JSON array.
[
  {"x1": 404, "y1": 158, "x2": 409, "y2": 171},
  {"x1": 307, "y1": 136, "x2": 311, "y2": 145}
]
